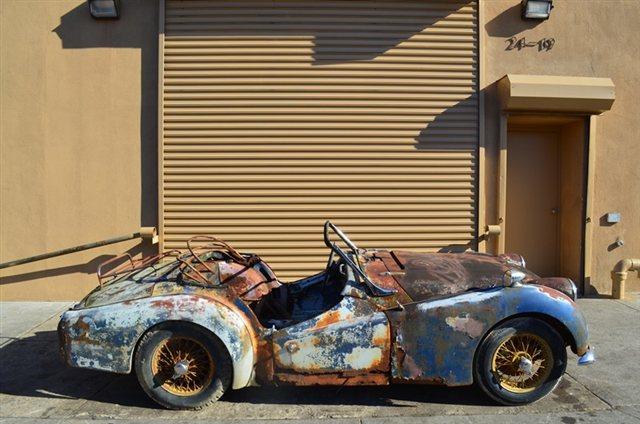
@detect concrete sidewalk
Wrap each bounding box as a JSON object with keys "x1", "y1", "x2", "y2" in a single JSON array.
[{"x1": 0, "y1": 295, "x2": 639, "y2": 423}]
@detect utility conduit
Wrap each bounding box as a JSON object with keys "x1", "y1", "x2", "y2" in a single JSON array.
[
  {"x1": 611, "y1": 258, "x2": 640, "y2": 300},
  {"x1": 0, "y1": 227, "x2": 157, "y2": 270}
]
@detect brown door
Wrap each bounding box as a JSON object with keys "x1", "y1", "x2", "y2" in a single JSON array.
[{"x1": 506, "y1": 130, "x2": 559, "y2": 277}]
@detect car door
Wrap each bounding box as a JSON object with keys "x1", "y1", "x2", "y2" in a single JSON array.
[{"x1": 271, "y1": 295, "x2": 391, "y2": 384}]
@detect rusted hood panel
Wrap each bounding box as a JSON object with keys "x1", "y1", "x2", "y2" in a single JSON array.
[{"x1": 364, "y1": 250, "x2": 538, "y2": 302}]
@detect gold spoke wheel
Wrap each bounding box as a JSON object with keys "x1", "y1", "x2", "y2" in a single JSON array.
[
  {"x1": 491, "y1": 333, "x2": 553, "y2": 393},
  {"x1": 151, "y1": 336, "x2": 215, "y2": 396}
]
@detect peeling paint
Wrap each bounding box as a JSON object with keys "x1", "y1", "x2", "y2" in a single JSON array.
[
  {"x1": 445, "y1": 314, "x2": 485, "y2": 338},
  {"x1": 58, "y1": 232, "x2": 590, "y2": 394}
]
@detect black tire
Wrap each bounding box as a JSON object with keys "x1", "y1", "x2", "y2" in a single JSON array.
[
  {"x1": 134, "y1": 322, "x2": 232, "y2": 410},
  {"x1": 474, "y1": 317, "x2": 567, "y2": 406}
]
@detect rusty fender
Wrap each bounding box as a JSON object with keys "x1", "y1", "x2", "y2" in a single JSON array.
[
  {"x1": 386, "y1": 284, "x2": 589, "y2": 386},
  {"x1": 58, "y1": 295, "x2": 255, "y2": 389}
]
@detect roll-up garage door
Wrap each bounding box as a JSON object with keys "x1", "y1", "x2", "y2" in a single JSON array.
[{"x1": 161, "y1": 0, "x2": 478, "y2": 281}]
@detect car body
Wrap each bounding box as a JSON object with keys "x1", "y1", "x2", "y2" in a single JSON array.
[{"x1": 58, "y1": 221, "x2": 594, "y2": 409}]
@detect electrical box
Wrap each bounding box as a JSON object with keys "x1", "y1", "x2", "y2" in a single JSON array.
[{"x1": 606, "y1": 212, "x2": 621, "y2": 224}]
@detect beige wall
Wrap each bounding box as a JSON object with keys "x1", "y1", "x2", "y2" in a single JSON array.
[
  {"x1": 0, "y1": 0, "x2": 159, "y2": 300},
  {"x1": 1, "y1": 0, "x2": 638, "y2": 300},
  {"x1": 482, "y1": 0, "x2": 640, "y2": 294}
]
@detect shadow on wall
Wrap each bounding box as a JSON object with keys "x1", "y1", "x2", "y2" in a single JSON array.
[
  {"x1": 162, "y1": 1, "x2": 481, "y2": 252},
  {"x1": 0, "y1": 243, "x2": 146, "y2": 286},
  {"x1": 52, "y1": 1, "x2": 158, "y2": 229},
  {"x1": 416, "y1": 95, "x2": 480, "y2": 252},
  {"x1": 162, "y1": 1, "x2": 468, "y2": 65},
  {"x1": 414, "y1": 96, "x2": 478, "y2": 152},
  {"x1": 0, "y1": 2, "x2": 158, "y2": 289}
]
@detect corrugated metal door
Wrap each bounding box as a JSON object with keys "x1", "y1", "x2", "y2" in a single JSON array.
[{"x1": 161, "y1": 0, "x2": 478, "y2": 281}]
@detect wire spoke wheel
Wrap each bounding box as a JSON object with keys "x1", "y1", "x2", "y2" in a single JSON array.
[
  {"x1": 151, "y1": 336, "x2": 215, "y2": 396},
  {"x1": 491, "y1": 332, "x2": 553, "y2": 394}
]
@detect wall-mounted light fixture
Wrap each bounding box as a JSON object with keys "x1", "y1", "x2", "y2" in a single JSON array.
[
  {"x1": 88, "y1": 0, "x2": 120, "y2": 19},
  {"x1": 521, "y1": 0, "x2": 553, "y2": 20}
]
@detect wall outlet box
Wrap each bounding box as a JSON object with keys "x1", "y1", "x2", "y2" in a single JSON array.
[{"x1": 606, "y1": 212, "x2": 621, "y2": 223}]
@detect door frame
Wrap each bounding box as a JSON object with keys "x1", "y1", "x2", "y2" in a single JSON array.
[{"x1": 497, "y1": 112, "x2": 596, "y2": 292}]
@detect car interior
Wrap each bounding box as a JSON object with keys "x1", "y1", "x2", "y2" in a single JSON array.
[{"x1": 250, "y1": 256, "x2": 356, "y2": 329}]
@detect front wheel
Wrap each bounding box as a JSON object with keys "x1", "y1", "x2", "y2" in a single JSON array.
[
  {"x1": 134, "y1": 322, "x2": 232, "y2": 410},
  {"x1": 474, "y1": 317, "x2": 567, "y2": 405}
]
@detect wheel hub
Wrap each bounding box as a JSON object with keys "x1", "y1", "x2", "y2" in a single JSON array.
[
  {"x1": 172, "y1": 360, "x2": 190, "y2": 379},
  {"x1": 517, "y1": 356, "x2": 534, "y2": 377},
  {"x1": 491, "y1": 333, "x2": 553, "y2": 393},
  {"x1": 151, "y1": 336, "x2": 215, "y2": 396}
]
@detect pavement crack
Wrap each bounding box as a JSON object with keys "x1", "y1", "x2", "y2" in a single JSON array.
[
  {"x1": 565, "y1": 371, "x2": 614, "y2": 410},
  {"x1": 614, "y1": 300, "x2": 640, "y2": 312}
]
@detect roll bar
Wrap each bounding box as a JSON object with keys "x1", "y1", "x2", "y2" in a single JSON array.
[{"x1": 323, "y1": 221, "x2": 395, "y2": 297}]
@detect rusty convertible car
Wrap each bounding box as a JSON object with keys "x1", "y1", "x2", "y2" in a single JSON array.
[{"x1": 58, "y1": 221, "x2": 595, "y2": 409}]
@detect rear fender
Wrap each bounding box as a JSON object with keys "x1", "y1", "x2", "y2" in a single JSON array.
[
  {"x1": 59, "y1": 294, "x2": 255, "y2": 389},
  {"x1": 386, "y1": 285, "x2": 588, "y2": 385}
]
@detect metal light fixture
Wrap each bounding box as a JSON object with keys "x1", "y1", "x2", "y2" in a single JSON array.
[
  {"x1": 521, "y1": 0, "x2": 553, "y2": 20},
  {"x1": 88, "y1": 0, "x2": 120, "y2": 19}
]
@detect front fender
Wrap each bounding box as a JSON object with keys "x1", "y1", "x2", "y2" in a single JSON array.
[
  {"x1": 387, "y1": 285, "x2": 589, "y2": 385},
  {"x1": 58, "y1": 294, "x2": 255, "y2": 389}
]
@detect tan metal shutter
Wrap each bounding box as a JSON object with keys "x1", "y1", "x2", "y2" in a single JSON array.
[{"x1": 161, "y1": 0, "x2": 478, "y2": 281}]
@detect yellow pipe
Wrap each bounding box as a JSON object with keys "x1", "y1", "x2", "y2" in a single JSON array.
[{"x1": 611, "y1": 258, "x2": 640, "y2": 300}]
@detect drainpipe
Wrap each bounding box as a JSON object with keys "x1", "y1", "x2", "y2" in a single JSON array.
[{"x1": 611, "y1": 258, "x2": 640, "y2": 300}]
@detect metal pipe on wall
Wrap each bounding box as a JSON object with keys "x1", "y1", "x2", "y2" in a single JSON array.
[
  {"x1": 611, "y1": 258, "x2": 640, "y2": 299},
  {"x1": 0, "y1": 227, "x2": 157, "y2": 270}
]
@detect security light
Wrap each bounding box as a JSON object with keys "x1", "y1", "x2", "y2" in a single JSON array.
[
  {"x1": 88, "y1": 0, "x2": 120, "y2": 19},
  {"x1": 521, "y1": 0, "x2": 553, "y2": 20}
]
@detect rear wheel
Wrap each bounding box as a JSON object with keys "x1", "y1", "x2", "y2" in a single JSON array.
[
  {"x1": 474, "y1": 317, "x2": 567, "y2": 405},
  {"x1": 134, "y1": 322, "x2": 232, "y2": 410}
]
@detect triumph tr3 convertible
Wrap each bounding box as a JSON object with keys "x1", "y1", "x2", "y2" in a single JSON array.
[{"x1": 58, "y1": 221, "x2": 595, "y2": 410}]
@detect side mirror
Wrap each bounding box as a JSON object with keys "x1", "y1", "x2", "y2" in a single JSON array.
[{"x1": 503, "y1": 269, "x2": 526, "y2": 287}]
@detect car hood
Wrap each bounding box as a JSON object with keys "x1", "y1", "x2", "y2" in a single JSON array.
[{"x1": 363, "y1": 250, "x2": 561, "y2": 302}]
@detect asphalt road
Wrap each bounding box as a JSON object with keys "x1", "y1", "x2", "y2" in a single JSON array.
[{"x1": 1, "y1": 295, "x2": 639, "y2": 423}]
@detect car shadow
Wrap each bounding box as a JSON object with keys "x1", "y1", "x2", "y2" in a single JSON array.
[{"x1": 0, "y1": 330, "x2": 493, "y2": 409}]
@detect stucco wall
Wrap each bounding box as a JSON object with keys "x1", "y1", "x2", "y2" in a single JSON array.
[
  {"x1": 0, "y1": 0, "x2": 159, "y2": 300},
  {"x1": 1, "y1": 0, "x2": 638, "y2": 300},
  {"x1": 482, "y1": 0, "x2": 640, "y2": 294}
]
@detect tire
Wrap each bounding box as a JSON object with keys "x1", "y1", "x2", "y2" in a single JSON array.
[
  {"x1": 134, "y1": 322, "x2": 232, "y2": 410},
  {"x1": 474, "y1": 317, "x2": 567, "y2": 406}
]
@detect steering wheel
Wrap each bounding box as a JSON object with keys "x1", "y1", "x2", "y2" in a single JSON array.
[{"x1": 323, "y1": 221, "x2": 396, "y2": 297}]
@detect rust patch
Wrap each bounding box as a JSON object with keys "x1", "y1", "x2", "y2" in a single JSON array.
[
  {"x1": 363, "y1": 258, "x2": 413, "y2": 305},
  {"x1": 276, "y1": 373, "x2": 388, "y2": 386},
  {"x1": 445, "y1": 314, "x2": 484, "y2": 338},
  {"x1": 149, "y1": 298, "x2": 175, "y2": 309},
  {"x1": 376, "y1": 251, "x2": 509, "y2": 301},
  {"x1": 372, "y1": 334, "x2": 389, "y2": 346},
  {"x1": 218, "y1": 261, "x2": 282, "y2": 302},
  {"x1": 71, "y1": 317, "x2": 100, "y2": 346},
  {"x1": 315, "y1": 310, "x2": 342, "y2": 328}
]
